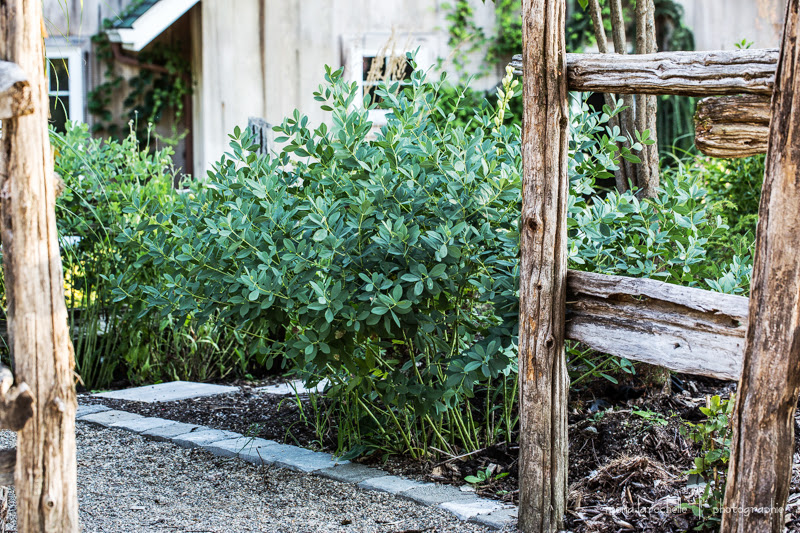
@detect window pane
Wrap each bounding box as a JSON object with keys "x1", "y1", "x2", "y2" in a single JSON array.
[
  {"x1": 49, "y1": 95, "x2": 69, "y2": 133},
  {"x1": 48, "y1": 58, "x2": 69, "y2": 93},
  {"x1": 362, "y1": 56, "x2": 374, "y2": 81}
]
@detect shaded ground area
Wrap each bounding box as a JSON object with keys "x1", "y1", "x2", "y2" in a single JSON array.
[{"x1": 83, "y1": 375, "x2": 800, "y2": 532}]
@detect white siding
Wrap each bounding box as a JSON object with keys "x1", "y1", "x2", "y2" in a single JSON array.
[
  {"x1": 44, "y1": 0, "x2": 127, "y2": 40},
  {"x1": 195, "y1": 0, "x2": 497, "y2": 173},
  {"x1": 677, "y1": 0, "x2": 787, "y2": 50}
]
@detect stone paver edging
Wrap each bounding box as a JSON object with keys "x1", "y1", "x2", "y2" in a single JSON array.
[
  {"x1": 75, "y1": 404, "x2": 517, "y2": 529},
  {"x1": 92, "y1": 381, "x2": 238, "y2": 403}
]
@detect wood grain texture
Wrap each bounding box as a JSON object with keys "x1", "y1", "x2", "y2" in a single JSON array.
[
  {"x1": 722, "y1": 1, "x2": 800, "y2": 531},
  {"x1": 695, "y1": 95, "x2": 771, "y2": 158},
  {"x1": 0, "y1": 1, "x2": 79, "y2": 531},
  {"x1": 0, "y1": 60, "x2": 31, "y2": 119},
  {"x1": 566, "y1": 270, "x2": 748, "y2": 381},
  {"x1": 518, "y1": 0, "x2": 569, "y2": 531},
  {"x1": 509, "y1": 49, "x2": 779, "y2": 96}
]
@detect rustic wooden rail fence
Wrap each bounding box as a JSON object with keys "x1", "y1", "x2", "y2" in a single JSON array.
[
  {"x1": 511, "y1": 50, "x2": 776, "y2": 159},
  {"x1": 518, "y1": 0, "x2": 800, "y2": 532},
  {"x1": 566, "y1": 271, "x2": 748, "y2": 381},
  {"x1": 510, "y1": 48, "x2": 779, "y2": 95}
]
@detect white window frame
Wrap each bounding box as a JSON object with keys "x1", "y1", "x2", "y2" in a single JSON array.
[
  {"x1": 343, "y1": 34, "x2": 437, "y2": 126},
  {"x1": 45, "y1": 44, "x2": 85, "y2": 126}
]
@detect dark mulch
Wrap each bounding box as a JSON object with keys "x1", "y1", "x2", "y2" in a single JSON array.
[
  {"x1": 81, "y1": 384, "x2": 320, "y2": 447},
  {"x1": 80, "y1": 374, "x2": 800, "y2": 533}
]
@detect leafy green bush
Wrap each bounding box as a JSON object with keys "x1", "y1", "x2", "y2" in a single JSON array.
[
  {"x1": 121, "y1": 65, "x2": 521, "y2": 457},
  {"x1": 6, "y1": 122, "x2": 259, "y2": 389},
  {"x1": 656, "y1": 154, "x2": 762, "y2": 296},
  {"x1": 122, "y1": 62, "x2": 751, "y2": 458},
  {"x1": 696, "y1": 155, "x2": 762, "y2": 269}
]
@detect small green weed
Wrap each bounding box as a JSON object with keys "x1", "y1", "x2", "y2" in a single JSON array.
[
  {"x1": 465, "y1": 465, "x2": 509, "y2": 487},
  {"x1": 680, "y1": 395, "x2": 734, "y2": 531},
  {"x1": 632, "y1": 408, "x2": 670, "y2": 428}
]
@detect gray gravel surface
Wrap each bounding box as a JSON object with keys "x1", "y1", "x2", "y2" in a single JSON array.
[{"x1": 0, "y1": 425, "x2": 514, "y2": 532}]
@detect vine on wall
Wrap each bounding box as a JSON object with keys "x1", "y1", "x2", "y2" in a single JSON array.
[
  {"x1": 443, "y1": 0, "x2": 521, "y2": 77},
  {"x1": 486, "y1": 0, "x2": 522, "y2": 62},
  {"x1": 443, "y1": 0, "x2": 490, "y2": 77},
  {"x1": 87, "y1": 31, "x2": 191, "y2": 146}
]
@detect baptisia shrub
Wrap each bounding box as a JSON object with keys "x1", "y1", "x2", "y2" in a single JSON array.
[
  {"x1": 123, "y1": 63, "x2": 750, "y2": 457},
  {"x1": 124, "y1": 65, "x2": 521, "y2": 457}
]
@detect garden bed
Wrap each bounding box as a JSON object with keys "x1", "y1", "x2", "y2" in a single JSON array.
[{"x1": 81, "y1": 373, "x2": 800, "y2": 532}]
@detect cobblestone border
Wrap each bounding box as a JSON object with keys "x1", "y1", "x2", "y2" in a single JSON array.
[{"x1": 76, "y1": 404, "x2": 518, "y2": 529}]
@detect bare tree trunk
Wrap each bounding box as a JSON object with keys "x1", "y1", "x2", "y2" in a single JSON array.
[
  {"x1": 587, "y1": 0, "x2": 628, "y2": 192},
  {"x1": 609, "y1": 0, "x2": 636, "y2": 191},
  {"x1": 518, "y1": 0, "x2": 569, "y2": 531},
  {"x1": 0, "y1": 1, "x2": 79, "y2": 531},
  {"x1": 721, "y1": 1, "x2": 800, "y2": 531},
  {"x1": 635, "y1": 0, "x2": 660, "y2": 197}
]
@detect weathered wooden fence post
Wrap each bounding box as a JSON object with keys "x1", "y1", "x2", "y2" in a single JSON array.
[
  {"x1": 518, "y1": 0, "x2": 569, "y2": 531},
  {"x1": 721, "y1": 1, "x2": 800, "y2": 531},
  {"x1": 0, "y1": 1, "x2": 79, "y2": 531}
]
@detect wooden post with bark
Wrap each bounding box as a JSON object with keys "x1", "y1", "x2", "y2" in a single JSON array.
[
  {"x1": 0, "y1": 1, "x2": 79, "y2": 531},
  {"x1": 518, "y1": 0, "x2": 569, "y2": 531},
  {"x1": 721, "y1": 0, "x2": 800, "y2": 530}
]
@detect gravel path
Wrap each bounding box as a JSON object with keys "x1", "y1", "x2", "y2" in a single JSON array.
[{"x1": 0, "y1": 425, "x2": 509, "y2": 532}]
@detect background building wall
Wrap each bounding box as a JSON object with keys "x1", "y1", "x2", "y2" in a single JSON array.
[
  {"x1": 676, "y1": 0, "x2": 787, "y2": 50},
  {"x1": 195, "y1": 0, "x2": 498, "y2": 173}
]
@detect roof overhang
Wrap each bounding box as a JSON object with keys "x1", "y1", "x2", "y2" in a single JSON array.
[{"x1": 106, "y1": 0, "x2": 199, "y2": 52}]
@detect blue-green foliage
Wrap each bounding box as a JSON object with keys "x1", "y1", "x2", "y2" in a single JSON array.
[
  {"x1": 680, "y1": 154, "x2": 762, "y2": 294},
  {"x1": 118, "y1": 64, "x2": 751, "y2": 455},
  {"x1": 121, "y1": 67, "x2": 520, "y2": 455}
]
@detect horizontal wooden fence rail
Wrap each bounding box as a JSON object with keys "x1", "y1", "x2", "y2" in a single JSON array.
[
  {"x1": 510, "y1": 49, "x2": 778, "y2": 96},
  {"x1": 694, "y1": 95, "x2": 771, "y2": 158},
  {"x1": 0, "y1": 61, "x2": 32, "y2": 119},
  {"x1": 566, "y1": 270, "x2": 748, "y2": 381}
]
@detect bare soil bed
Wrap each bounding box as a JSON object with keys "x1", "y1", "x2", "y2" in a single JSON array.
[{"x1": 82, "y1": 375, "x2": 800, "y2": 532}]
